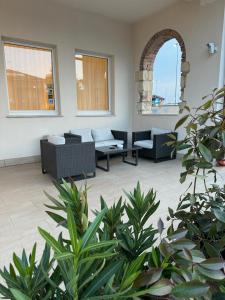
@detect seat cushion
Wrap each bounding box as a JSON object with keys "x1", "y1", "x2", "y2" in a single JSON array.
[
  {"x1": 151, "y1": 127, "x2": 171, "y2": 139},
  {"x1": 103, "y1": 139, "x2": 124, "y2": 147},
  {"x1": 134, "y1": 140, "x2": 153, "y2": 149},
  {"x1": 70, "y1": 128, "x2": 93, "y2": 142},
  {"x1": 92, "y1": 128, "x2": 114, "y2": 142},
  {"x1": 48, "y1": 135, "x2": 65, "y2": 145},
  {"x1": 95, "y1": 139, "x2": 124, "y2": 149},
  {"x1": 95, "y1": 141, "x2": 106, "y2": 148}
]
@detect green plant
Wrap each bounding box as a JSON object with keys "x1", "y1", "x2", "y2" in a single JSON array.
[
  {"x1": 95, "y1": 183, "x2": 159, "y2": 261},
  {"x1": 0, "y1": 244, "x2": 61, "y2": 299},
  {"x1": 45, "y1": 180, "x2": 89, "y2": 237},
  {"x1": 167, "y1": 88, "x2": 225, "y2": 262},
  {"x1": 1, "y1": 180, "x2": 225, "y2": 299}
]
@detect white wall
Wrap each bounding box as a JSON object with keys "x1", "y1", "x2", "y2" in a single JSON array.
[
  {"x1": 1, "y1": 0, "x2": 225, "y2": 161},
  {"x1": 0, "y1": 0, "x2": 133, "y2": 160},
  {"x1": 132, "y1": 0, "x2": 225, "y2": 132}
]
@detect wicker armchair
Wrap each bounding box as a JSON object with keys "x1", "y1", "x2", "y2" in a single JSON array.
[
  {"x1": 40, "y1": 139, "x2": 96, "y2": 180},
  {"x1": 132, "y1": 130, "x2": 177, "y2": 162}
]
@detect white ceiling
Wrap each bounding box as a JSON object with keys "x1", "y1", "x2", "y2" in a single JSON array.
[{"x1": 51, "y1": 0, "x2": 179, "y2": 23}]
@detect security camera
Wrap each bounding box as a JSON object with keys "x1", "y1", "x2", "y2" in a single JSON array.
[{"x1": 206, "y1": 42, "x2": 218, "y2": 54}]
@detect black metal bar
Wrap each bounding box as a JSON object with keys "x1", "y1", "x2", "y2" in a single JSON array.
[
  {"x1": 96, "y1": 154, "x2": 110, "y2": 172},
  {"x1": 123, "y1": 149, "x2": 139, "y2": 166}
]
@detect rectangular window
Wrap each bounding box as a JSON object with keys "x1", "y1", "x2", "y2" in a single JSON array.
[
  {"x1": 3, "y1": 41, "x2": 59, "y2": 116},
  {"x1": 75, "y1": 51, "x2": 113, "y2": 116}
]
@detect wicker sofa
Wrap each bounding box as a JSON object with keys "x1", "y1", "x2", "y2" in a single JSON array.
[
  {"x1": 40, "y1": 138, "x2": 96, "y2": 180},
  {"x1": 132, "y1": 128, "x2": 177, "y2": 162},
  {"x1": 64, "y1": 128, "x2": 128, "y2": 148}
]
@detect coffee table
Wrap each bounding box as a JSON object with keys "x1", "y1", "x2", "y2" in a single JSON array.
[{"x1": 95, "y1": 144, "x2": 142, "y2": 172}]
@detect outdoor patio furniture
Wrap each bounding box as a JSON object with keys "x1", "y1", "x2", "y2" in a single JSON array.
[
  {"x1": 132, "y1": 128, "x2": 177, "y2": 162},
  {"x1": 40, "y1": 138, "x2": 96, "y2": 180},
  {"x1": 64, "y1": 128, "x2": 128, "y2": 148},
  {"x1": 95, "y1": 144, "x2": 142, "y2": 172}
]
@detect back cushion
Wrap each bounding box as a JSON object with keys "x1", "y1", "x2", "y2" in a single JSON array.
[
  {"x1": 151, "y1": 128, "x2": 171, "y2": 140},
  {"x1": 92, "y1": 128, "x2": 114, "y2": 142},
  {"x1": 70, "y1": 128, "x2": 93, "y2": 142},
  {"x1": 48, "y1": 135, "x2": 65, "y2": 145}
]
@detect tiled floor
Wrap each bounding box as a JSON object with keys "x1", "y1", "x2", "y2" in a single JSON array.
[{"x1": 0, "y1": 157, "x2": 224, "y2": 268}]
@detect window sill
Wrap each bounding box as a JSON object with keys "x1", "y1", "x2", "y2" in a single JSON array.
[
  {"x1": 7, "y1": 114, "x2": 63, "y2": 118},
  {"x1": 141, "y1": 105, "x2": 180, "y2": 116},
  {"x1": 76, "y1": 111, "x2": 115, "y2": 117}
]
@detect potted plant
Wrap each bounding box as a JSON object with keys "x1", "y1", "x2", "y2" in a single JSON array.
[{"x1": 218, "y1": 89, "x2": 225, "y2": 166}]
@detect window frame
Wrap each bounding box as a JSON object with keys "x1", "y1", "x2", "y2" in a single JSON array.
[
  {"x1": 2, "y1": 38, "x2": 60, "y2": 117},
  {"x1": 152, "y1": 38, "x2": 182, "y2": 107},
  {"x1": 75, "y1": 50, "x2": 114, "y2": 117}
]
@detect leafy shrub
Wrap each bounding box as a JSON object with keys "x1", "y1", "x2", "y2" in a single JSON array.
[{"x1": 168, "y1": 88, "x2": 225, "y2": 261}]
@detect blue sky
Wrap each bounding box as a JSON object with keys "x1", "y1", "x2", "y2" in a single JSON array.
[{"x1": 152, "y1": 38, "x2": 182, "y2": 105}]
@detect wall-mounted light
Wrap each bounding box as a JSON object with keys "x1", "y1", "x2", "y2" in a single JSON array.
[{"x1": 207, "y1": 42, "x2": 218, "y2": 55}]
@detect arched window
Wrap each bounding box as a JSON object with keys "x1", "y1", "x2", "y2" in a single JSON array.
[
  {"x1": 136, "y1": 29, "x2": 190, "y2": 115},
  {"x1": 152, "y1": 38, "x2": 182, "y2": 106}
]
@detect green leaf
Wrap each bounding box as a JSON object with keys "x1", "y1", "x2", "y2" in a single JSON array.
[
  {"x1": 201, "y1": 99, "x2": 213, "y2": 110},
  {"x1": 190, "y1": 250, "x2": 205, "y2": 263},
  {"x1": 121, "y1": 253, "x2": 146, "y2": 290},
  {"x1": 134, "y1": 268, "x2": 162, "y2": 288},
  {"x1": 197, "y1": 266, "x2": 225, "y2": 280},
  {"x1": 157, "y1": 218, "x2": 164, "y2": 235},
  {"x1": 159, "y1": 242, "x2": 173, "y2": 258},
  {"x1": 28, "y1": 243, "x2": 36, "y2": 277},
  {"x1": 67, "y1": 206, "x2": 78, "y2": 254},
  {"x1": 171, "y1": 238, "x2": 196, "y2": 250},
  {"x1": 125, "y1": 253, "x2": 146, "y2": 278},
  {"x1": 167, "y1": 133, "x2": 177, "y2": 140},
  {"x1": 121, "y1": 272, "x2": 140, "y2": 290},
  {"x1": 213, "y1": 208, "x2": 225, "y2": 223},
  {"x1": 10, "y1": 289, "x2": 31, "y2": 300},
  {"x1": 13, "y1": 254, "x2": 26, "y2": 277},
  {"x1": 38, "y1": 227, "x2": 63, "y2": 254},
  {"x1": 168, "y1": 229, "x2": 188, "y2": 241},
  {"x1": 172, "y1": 281, "x2": 209, "y2": 298},
  {"x1": 81, "y1": 208, "x2": 107, "y2": 249},
  {"x1": 54, "y1": 252, "x2": 74, "y2": 260},
  {"x1": 222, "y1": 132, "x2": 225, "y2": 147},
  {"x1": 198, "y1": 143, "x2": 212, "y2": 162},
  {"x1": 79, "y1": 240, "x2": 118, "y2": 255},
  {"x1": 0, "y1": 283, "x2": 11, "y2": 298},
  {"x1": 204, "y1": 242, "x2": 220, "y2": 257},
  {"x1": 175, "y1": 115, "x2": 189, "y2": 130},
  {"x1": 147, "y1": 279, "x2": 172, "y2": 296},
  {"x1": 82, "y1": 260, "x2": 123, "y2": 298},
  {"x1": 187, "y1": 223, "x2": 201, "y2": 235},
  {"x1": 79, "y1": 252, "x2": 117, "y2": 264},
  {"x1": 46, "y1": 211, "x2": 66, "y2": 226},
  {"x1": 182, "y1": 249, "x2": 192, "y2": 261},
  {"x1": 200, "y1": 258, "x2": 225, "y2": 270}
]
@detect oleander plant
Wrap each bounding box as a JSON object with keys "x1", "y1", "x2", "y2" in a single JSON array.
[{"x1": 0, "y1": 87, "x2": 225, "y2": 300}]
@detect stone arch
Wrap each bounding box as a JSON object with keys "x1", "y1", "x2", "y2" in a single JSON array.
[
  {"x1": 140, "y1": 29, "x2": 186, "y2": 71},
  {"x1": 136, "y1": 29, "x2": 189, "y2": 114}
]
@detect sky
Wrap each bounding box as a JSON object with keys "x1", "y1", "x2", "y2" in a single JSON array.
[
  {"x1": 4, "y1": 45, "x2": 53, "y2": 79},
  {"x1": 152, "y1": 38, "x2": 182, "y2": 105}
]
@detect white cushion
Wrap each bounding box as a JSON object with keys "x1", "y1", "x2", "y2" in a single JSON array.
[
  {"x1": 151, "y1": 127, "x2": 171, "y2": 139},
  {"x1": 92, "y1": 128, "x2": 114, "y2": 142},
  {"x1": 103, "y1": 139, "x2": 124, "y2": 147},
  {"x1": 134, "y1": 140, "x2": 153, "y2": 149},
  {"x1": 48, "y1": 135, "x2": 65, "y2": 145},
  {"x1": 70, "y1": 128, "x2": 93, "y2": 142},
  {"x1": 95, "y1": 139, "x2": 124, "y2": 149},
  {"x1": 95, "y1": 141, "x2": 106, "y2": 148}
]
